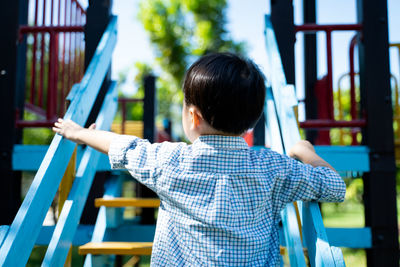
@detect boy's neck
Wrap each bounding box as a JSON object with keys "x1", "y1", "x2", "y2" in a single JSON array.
[{"x1": 198, "y1": 128, "x2": 242, "y2": 138}]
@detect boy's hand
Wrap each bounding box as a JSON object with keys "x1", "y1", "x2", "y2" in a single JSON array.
[
  {"x1": 288, "y1": 140, "x2": 336, "y2": 171},
  {"x1": 288, "y1": 140, "x2": 315, "y2": 159},
  {"x1": 53, "y1": 118, "x2": 96, "y2": 144}
]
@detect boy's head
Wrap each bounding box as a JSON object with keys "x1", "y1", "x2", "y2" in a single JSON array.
[{"x1": 183, "y1": 52, "x2": 266, "y2": 137}]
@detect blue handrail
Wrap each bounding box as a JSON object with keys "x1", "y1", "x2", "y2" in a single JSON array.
[
  {"x1": 42, "y1": 82, "x2": 118, "y2": 266},
  {"x1": 0, "y1": 16, "x2": 118, "y2": 267},
  {"x1": 264, "y1": 14, "x2": 345, "y2": 267}
]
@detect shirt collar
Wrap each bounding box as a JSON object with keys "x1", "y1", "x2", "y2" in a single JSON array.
[{"x1": 192, "y1": 135, "x2": 249, "y2": 150}]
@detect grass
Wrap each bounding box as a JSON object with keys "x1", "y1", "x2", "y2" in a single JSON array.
[
  {"x1": 322, "y1": 201, "x2": 365, "y2": 228},
  {"x1": 322, "y1": 201, "x2": 367, "y2": 266},
  {"x1": 27, "y1": 246, "x2": 84, "y2": 267}
]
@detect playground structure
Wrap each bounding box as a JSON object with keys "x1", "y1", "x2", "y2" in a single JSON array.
[{"x1": 0, "y1": 0, "x2": 398, "y2": 266}]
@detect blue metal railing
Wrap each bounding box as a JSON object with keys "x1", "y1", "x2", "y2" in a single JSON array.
[
  {"x1": 264, "y1": 15, "x2": 346, "y2": 266},
  {"x1": 0, "y1": 16, "x2": 118, "y2": 267}
]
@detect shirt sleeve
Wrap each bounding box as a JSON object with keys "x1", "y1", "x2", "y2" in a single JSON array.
[
  {"x1": 108, "y1": 134, "x2": 181, "y2": 193},
  {"x1": 269, "y1": 152, "x2": 346, "y2": 213}
]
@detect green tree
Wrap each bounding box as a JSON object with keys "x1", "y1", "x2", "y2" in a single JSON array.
[{"x1": 121, "y1": 0, "x2": 246, "y2": 135}]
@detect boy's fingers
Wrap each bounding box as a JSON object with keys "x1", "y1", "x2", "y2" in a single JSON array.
[
  {"x1": 88, "y1": 123, "x2": 96, "y2": 130},
  {"x1": 58, "y1": 118, "x2": 63, "y2": 123}
]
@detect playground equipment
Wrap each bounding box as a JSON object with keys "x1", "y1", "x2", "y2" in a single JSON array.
[
  {"x1": 278, "y1": 0, "x2": 398, "y2": 266},
  {"x1": 0, "y1": 0, "x2": 398, "y2": 266}
]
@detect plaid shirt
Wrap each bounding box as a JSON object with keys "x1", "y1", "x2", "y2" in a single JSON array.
[{"x1": 109, "y1": 135, "x2": 345, "y2": 266}]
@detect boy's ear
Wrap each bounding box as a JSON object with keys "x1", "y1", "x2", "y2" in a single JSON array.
[{"x1": 189, "y1": 106, "x2": 202, "y2": 128}]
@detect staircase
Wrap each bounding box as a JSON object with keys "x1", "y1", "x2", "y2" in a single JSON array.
[{"x1": 79, "y1": 196, "x2": 158, "y2": 265}]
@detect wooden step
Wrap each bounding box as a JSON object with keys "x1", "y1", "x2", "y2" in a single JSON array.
[
  {"x1": 95, "y1": 197, "x2": 160, "y2": 208},
  {"x1": 79, "y1": 241, "x2": 286, "y2": 257},
  {"x1": 79, "y1": 242, "x2": 153, "y2": 255}
]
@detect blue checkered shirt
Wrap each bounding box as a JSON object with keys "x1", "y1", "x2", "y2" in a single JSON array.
[{"x1": 109, "y1": 135, "x2": 346, "y2": 266}]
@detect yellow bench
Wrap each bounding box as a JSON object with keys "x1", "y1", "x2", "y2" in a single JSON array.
[{"x1": 111, "y1": 121, "x2": 143, "y2": 138}]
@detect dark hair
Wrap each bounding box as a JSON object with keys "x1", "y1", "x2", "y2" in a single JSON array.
[{"x1": 183, "y1": 53, "x2": 266, "y2": 134}]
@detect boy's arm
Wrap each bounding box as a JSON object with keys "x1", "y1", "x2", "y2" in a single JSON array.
[
  {"x1": 52, "y1": 118, "x2": 117, "y2": 154},
  {"x1": 288, "y1": 140, "x2": 335, "y2": 171},
  {"x1": 269, "y1": 140, "x2": 345, "y2": 216}
]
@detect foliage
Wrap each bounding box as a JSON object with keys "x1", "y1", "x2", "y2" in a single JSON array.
[
  {"x1": 120, "y1": 0, "x2": 245, "y2": 132},
  {"x1": 22, "y1": 112, "x2": 54, "y2": 145},
  {"x1": 345, "y1": 178, "x2": 364, "y2": 203}
]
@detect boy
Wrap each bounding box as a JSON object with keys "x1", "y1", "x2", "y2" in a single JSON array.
[{"x1": 53, "y1": 53, "x2": 346, "y2": 266}]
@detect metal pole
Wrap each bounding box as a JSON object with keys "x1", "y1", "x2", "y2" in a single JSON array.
[
  {"x1": 138, "y1": 74, "x2": 157, "y2": 224},
  {"x1": 253, "y1": 113, "x2": 265, "y2": 146},
  {"x1": 270, "y1": 0, "x2": 295, "y2": 85},
  {"x1": 303, "y1": 0, "x2": 318, "y2": 143},
  {"x1": 143, "y1": 75, "x2": 156, "y2": 143},
  {"x1": 357, "y1": 0, "x2": 399, "y2": 265},
  {"x1": 0, "y1": 0, "x2": 27, "y2": 224}
]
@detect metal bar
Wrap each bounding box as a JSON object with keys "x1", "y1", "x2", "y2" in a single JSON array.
[
  {"x1": 336, "y1": 74, "x2": 346, "y2": 145},
  {"x1": 76, "y1": 9, "x2": 82, "y2": 82},
  {"x1": 54, "y1": 33, "x2": 59, "y2": 117},
  {"x1": 303, "y1": 0, "x2": 318, "y2": 143},
  {"x1": 39, "y1": 0, "x2": 48, "y2": 109},
  {"x1": 70, "y1": 0, "x2": 75, "y2": 88},
  {"x1": 24, "y1": 102, "x2": 47, "y2": 118},
  {"x1": 295, "y1": 23, "x2": 362, "y2": 32},
  {"x1": 71, "y1": 1, "x2": 76, "y2": 85},
  {"x1": 300, "y1": 119, "x2": 367, "y2": 128},
  {"x1": 117, "y1": 98, "x2": 143, "y2": 135},
  {"x1": 80, "y1": 12, "x2": 86, "y2": 79},
  {"x1": 140, "y1": 74, "x2": 157, "y2": 224},
  {"x1": 271, "y1": 0, "x2": 295, "y2": 85},
  {"x1": 72, "y1": 0, "x2": 86, "y2": 14},
  {"x1": 349, "y1": 35, "x2": 359, "y2": 145},
  {"x1": 60, "y1": 0, "x2": 68, "y2": 115},
  {"x1": 67, "y1": 0, "x2": 73, "y2": 94},
  {"x1": 29, "y1": 0, "x2": 40, "y2": 104},
  {"x1": 50, "y1": 0, "x2": 54, "y2": 25},
  {"x1": 38, "y1": 39, "x2": 45, "y2": 108},
  {"x1": 0, "y1": 0, "x2": 23, "y2": 225},
  {"x1": 19, "y1": 25, "x2": 84, "y2": 34},
  {"x1": 55, "y1": 0, "x2": 60, "y2": 116},
  {"x1": 73, "y1": 7, "x2": 80, "y2": 84},
  {"x1": 15, "y1": 120, "x2": 56, "y2": 128},
  {"x1": 80, "y1": 32, "x2": 84, "y2": 79},
  {"x1": 357, "y1": 0, "x2": 399, "y2": 265},
  {"x1": 57, "y1": 0, "x2": 61, "y2": 26},
  {"x1": 349, "y1": 36, "x2": 358, "y2": 120},
  {"x1": 47, "y1": 32, "x2": 55, "y2": 119},
  {"x1": 326, "y1": 30, "x2": 334, "y2": 120}
]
